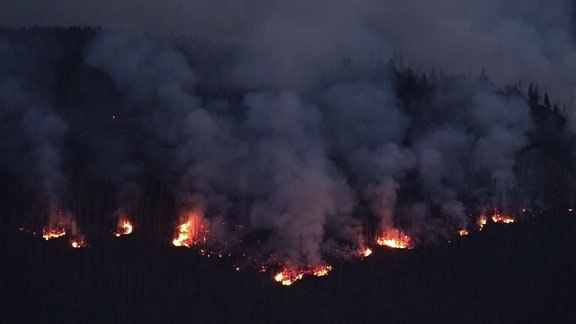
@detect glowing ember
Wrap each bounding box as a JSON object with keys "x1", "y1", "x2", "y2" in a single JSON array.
[
  {"x1": 376, "y1": 228, "x2": 412, "y2": 249},
  {"x1": 172, "y1": 211, "x2": 206, "y2": 248},
  {"x1": 42, "y1": 227, "x2": 66, "y2": 240},
  {"x1": 70, "y1": 238, "x2": 87, "y2": 248},
  {"x1": 568, "y1": 208, "x2": 574, "y2": 212},
  {"x1": 313, "y1": 266, "x2": 331, "y2": 277},
  {"x1": 273, "y1": 265, "x2": 333, "y2": 286},
  {"x1": 360, "y1": 247, "x2": 373, "y2": 258},
  {"x1": 274, "y1": 270, "x2": 303, "y2": 286},
  {"x1": 458, "y1": 229, "x2": 469, "y2": 236},
  {"x1": 114, "y1": 220, "x2": 133, "y2": 237},
  {"x1": 491, "y1": 213, "x2": 515, "y2": 224},
  {"x1": 477, "y1": 215, "x2": 487, "y2": 230}
]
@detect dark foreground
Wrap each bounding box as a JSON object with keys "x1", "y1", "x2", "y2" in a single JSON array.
[{"x1": 2, "y1": 213, "x2": 575, "y2": 323}]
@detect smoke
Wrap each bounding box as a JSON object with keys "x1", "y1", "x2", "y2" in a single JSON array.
[
  {"x1": 0, "y1": 78, "x2": 68, "y2": 228},
  {"x1": 84, "y1": 32, "x2": 203, "y2": 221},
  {"x1": 1, "y1": 1, "x2": 574, "y2": 97},
  {"x1": 0, "y1": 0, "x2": 575, "y2": 266},
  {"x1": 242, "y1": 92, "x2": 355, "y2": 264},
  {"x1": 318, "y1": 82, "x2": 414, "y2": 235}
]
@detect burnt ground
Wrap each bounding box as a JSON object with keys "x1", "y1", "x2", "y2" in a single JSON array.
[{"x1": 1, "y1": 212, "x2": 575, "y2": 323}]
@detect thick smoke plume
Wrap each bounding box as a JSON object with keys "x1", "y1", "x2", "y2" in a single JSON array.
[
  {"x1": 0, "y1": 1, "x2": 575, "y2": 267},
  {"x1": 1, "y1": 1, "x2": 574, "y2": 99},
  {"x1": 0, "y1": 79, "x2": 71, "y2": 230}
]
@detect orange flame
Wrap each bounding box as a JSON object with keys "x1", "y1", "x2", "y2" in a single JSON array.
[
  {"x1": 360, "y1": 247, "x2": 373, "y2": 258},
  {"x1": 273, "y1": 265, "x2": 333, "y2": 286},
  {"x1": 477, "y1": 215, "x2": 487, "y2": 230},
  {"x1": 172, "y1": 220, "x2": 193, "y2": 247},
  {"x1": 114, "y1": 220, "x2": 133, "y2": 237},
  {"x1": 458, "y1": 229, "x2": 469, "y2": 236},
  {"x1": 70, "y1": 237, "x2": 87, "y2": 249},
  {"x1": 376, "y1": 228, "x2": 412, "y2": 249},
  {"x1": 42, "y1": 227, "x2": 66, "y2": 240},
  {"x1": 491, "y1": 213, "x2": 515, "y2": 224},
  {"x1": 172, "y1": 211, "x2": 206, "y2": 247}
]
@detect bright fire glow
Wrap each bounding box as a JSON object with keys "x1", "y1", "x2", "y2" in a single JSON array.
[
  {"x1": 172, "y1": 211, "x2": 206, "y2": 247},
  {"x1": 70, "y1": 238, "x2": 87, "y2": 248},
  {"x1": 491, "y1": 213, "x2": 515, "y2": 224},
  {"x1": 458, "y1": 229, "x2": 469, "y2": 236},
  {"x1": 360, "y1": 247, "x2": 373, "y2": 258},
  {"x1": 477, "y1": 215, "x2": 487, "y2": 230},
  {"x1": 42, "y1": 227, "x2": 66, "y2": 240},
  {"x1": 376, "y1": 228, "x2": 412, "y2": 249},
  {"x1": 273, "y1": 265, "x2": 333, "y2": 286},
  {"x1": 172, "y1": 220, "x2": 193, "y2": 247},
  {"x1": 114, "y1": 220, "x2": 133, "y2": 237}
]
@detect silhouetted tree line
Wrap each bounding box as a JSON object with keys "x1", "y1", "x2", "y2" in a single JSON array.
[{"x1": 393, "y1": 66, "x2": 575, "y2": 213}]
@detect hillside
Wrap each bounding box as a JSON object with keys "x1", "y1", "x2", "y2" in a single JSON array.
[{"x1": 2, "y1": 211, "x2": 574, "y2": 323}]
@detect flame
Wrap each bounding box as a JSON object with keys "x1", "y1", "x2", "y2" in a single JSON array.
[
  {"x1": 172, "y1": 211, "x2": 206, "y2": 247},
  {"x1": 360, "y1": 247, "x2": 373, "y2": 258},
  {"x1": 70, "y1": 237, "x2": 87, "y2": 249},
  {"x1": 114, "y1": 220, "x2": 133, "y2": 237},
  {"x1": 172, "y1": 220, "x2": 193, "y2": 247},
  {"x1": 477, "y1": 215, "x2": 487, "y2": 230},
  {"x1": 42, "y1": 227, "x2": 66, "y2": 240},
  {"x1": 273, "y1": 265, "x2": 333, "y2": 286},
  {"x1": 491, "y1": 213, "x2": 515, "y2": 224},
  {"x1": 274, "y1": 271, "x2": 303, "y2": 286},
  {"x1": 41, "y1": 212, "x2": 87, "y2": 248},
  {"x1": 312, "y1": 266, "x2": 331, "y2": 277},
  {"x1": 458, "y1": 229, "x2": 469, "y2": 236},
  {"x1": 376, "y1": 228, "x2": 412, "y2": 249}
]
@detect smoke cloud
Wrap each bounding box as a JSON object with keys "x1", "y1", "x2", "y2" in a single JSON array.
[
  {"x1": 1, "y1": 1, "x2": 574, "y2": 98},
  {"x1": 0, "y1": 1, "x2": 575, "y2": 266},
  {"x1": 0, "y1": 78, "x2": 69, "y2": 229}
]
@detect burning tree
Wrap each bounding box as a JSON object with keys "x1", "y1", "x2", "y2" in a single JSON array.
[
  {"x1": 376, "y1": 227, "x2": 413, "y2": 249},
  {"x1": 172, "y1": 209, "x2": 207, "y2": 248},
  {"x1": 114, "y1": 219, "x2": 134, "y2": 237}
]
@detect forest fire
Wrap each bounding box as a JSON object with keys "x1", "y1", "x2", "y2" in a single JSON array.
[
  {"x1": 172, "y1": 220, "x2": 194, "y2": 247},
  {"x1": 172, "y1": 211, "x2": 207, "y2": 248},
  {"x1": 70, "y1": 237, "x2": 87, "y2": 248},
  {"x1": 360, "y1": 247, "x2": 373, "y2": 258},
  {"x1": 273, "y1": 265, "x2": 333, "y2": 286},
  {"x1": 114, "y1": 220, "x2": 133, "y2": 237},
  {"x1": 42, "y1": 227, "x2": 66, "y2": 240},
  {"x1": 477, "y1": 215, "x2": 488, "y2": 230},
  {"x1": 376, "y1": 228, "x2": 412, "y2": 249},
  {"x1": 28, "y1": 204, "x2": 528, "y2": 286},
  {"x1": 491, "y1": 213, "x2": 516, "y2": 224}
]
